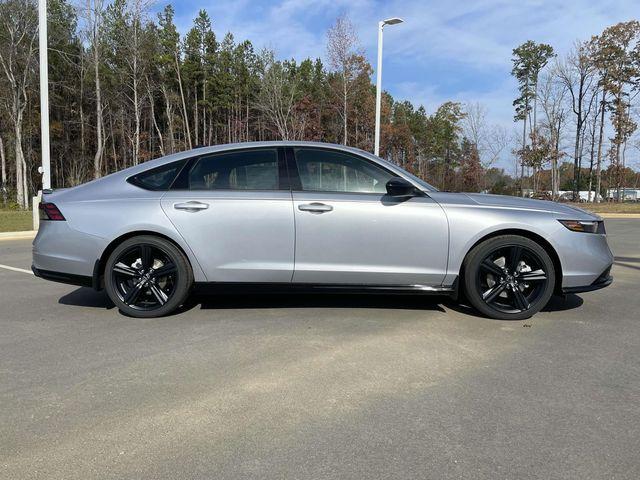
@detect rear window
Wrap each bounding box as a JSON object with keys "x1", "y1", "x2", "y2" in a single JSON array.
[{"x1": 128, "y1": 161, "x2": 186, "y2": 191}]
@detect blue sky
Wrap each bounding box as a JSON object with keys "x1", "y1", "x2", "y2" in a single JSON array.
[{"x1": 155, "y1": 0, "x2": 639, "y2": 170}]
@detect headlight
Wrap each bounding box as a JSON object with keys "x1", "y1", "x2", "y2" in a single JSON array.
[{"x1": 558, "y1": 219, "x2": 605, "y2": 234}]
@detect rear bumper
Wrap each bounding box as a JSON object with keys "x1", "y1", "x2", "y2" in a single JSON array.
[
  {"x1": 32, "y1": 266, "x2": 93, "y2": 288},
  {"x1": 32, "y1": 220, "x2": 105, "y2": 281}
]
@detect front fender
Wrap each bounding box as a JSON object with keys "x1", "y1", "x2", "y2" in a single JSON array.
[{"x1": 442, "y1": 205, "x2": 566, "y2": 285}]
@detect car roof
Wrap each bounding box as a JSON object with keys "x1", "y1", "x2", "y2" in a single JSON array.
[
  {"x1": 159, "y1": 141, "x2": 371, "y2": 161},
  {"x1": 126, "y1": 141, "x2": 392, "y2": 176}
]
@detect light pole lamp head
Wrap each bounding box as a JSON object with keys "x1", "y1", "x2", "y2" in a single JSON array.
[{"x1": 382, "y1": 17, "x2": 404, "y2": 26}]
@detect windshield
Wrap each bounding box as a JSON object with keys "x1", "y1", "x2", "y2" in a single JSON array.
[{"x1": 361, "y1": 151, "x2": 439, "y2": 192}]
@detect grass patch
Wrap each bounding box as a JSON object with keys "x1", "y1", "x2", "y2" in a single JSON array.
[
  {"x1": 567, "y1": 202, "x2": 640, "y2": 214},
  {"x1": 0, "y1": 209, "x2": 33, "y2": 232}
]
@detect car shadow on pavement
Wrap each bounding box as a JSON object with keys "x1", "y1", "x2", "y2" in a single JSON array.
[
  {"x1": 194, "y1": 293, "x2": 448, "y2": 312},
  {"x1": 542, "y1": 293, "x2": 584, "y2": 312},
  {"x1": 57, "y1": 288, "x2": 447, "y2": 314},
  {"x1": 58, "y1": 287, "x2": 115, "y2": 309},
  {"x1": 57, "y1": 288, "x2": 582, "y2": 318},
  {"x1": 441, "y1": 293, "x2": 583, "y2": 320}
]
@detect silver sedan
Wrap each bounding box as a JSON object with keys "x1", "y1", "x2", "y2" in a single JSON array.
[{"x1": 32, "y1": 141, "x2": 613, "y2": 320}]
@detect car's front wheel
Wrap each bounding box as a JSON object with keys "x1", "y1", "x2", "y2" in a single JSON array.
[
  {"x1": 104, "y1": 235, "x2": 193, "y2": 318},
  {"x1": 463, "y1": 235, "x2": 556, "y2": 320}
]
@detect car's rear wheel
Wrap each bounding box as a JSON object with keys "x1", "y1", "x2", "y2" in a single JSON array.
[
  {"x1": 463, "y1": 235, "x2": 556, "y2": 320},
  {"x1": 104, "y1": 235, "x2": 193, "y2": 318}
]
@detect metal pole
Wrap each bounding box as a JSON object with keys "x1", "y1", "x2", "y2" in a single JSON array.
[
  {"x1": 374, "y1": 21, "x2": 384, "y2": 157},
  {"x1": 38, "y1": 0, "x2": 51, "y2": 190}
]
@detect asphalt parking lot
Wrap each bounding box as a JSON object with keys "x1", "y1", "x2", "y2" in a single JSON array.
[{"x1": 1, "y1": 219, "x2": 639, "y2": 480}]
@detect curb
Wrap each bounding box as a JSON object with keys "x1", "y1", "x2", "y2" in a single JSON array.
[
  {"x1": 599, "y1": 213, "x2": 640, "y2": 219},
  {"x1": 0, "y1": 230, "x2": 37, "y2": 241}
]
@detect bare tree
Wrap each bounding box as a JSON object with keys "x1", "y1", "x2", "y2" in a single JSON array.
[
  {"x1": 463, "y1": 102, "x2": 485, "y2": 152},
  {"x1": 0, "y1": 0, "x2": 38, "y2": 208},
  {"x1": 326, "y1": 15, "x2": 362, "y2": 145},
  {"x1": 487, "y1": 125, "x2": 509, "y2": 167},
  {"x1": 554, "y1": 42, "x2": 597, "y2": 199},
  {"x1": 509, "y1": 129, "x2": 523, "y2": 184},
  {"x1": 585, "y1": 88, "x2": 602, "y2": 201},
  {"x1": 161, "y1": 84, "x2": 176, "y2": 153},
  {"x1": 174, "y1": 39, "x2": 192, "y2": 150},
  {"x1": 463, "y1": 102, "x2": 508, "y2": 169},
  {"x1": 145, "y1": 73, "x2": 165, "y2": 156},
  {"x1": 124, "y1": 0, "x2": 152, "y2": 165},
  {"x1": 81, "y1": 0, "x2": 106, "y2": 179},
  {"x1": 539, "y1": 72, "x2": 568, "y2": 199},
  {"x1": 255, "y1": 51, "x2": 301, "y2": 140}
]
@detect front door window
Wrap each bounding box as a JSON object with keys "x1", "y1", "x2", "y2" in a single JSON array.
[{"x1": 293, "y1": 148, "x2": 395, "y2": 194}]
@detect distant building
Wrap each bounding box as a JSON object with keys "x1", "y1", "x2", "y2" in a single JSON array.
[
  {"x1": 606, "y1": 189, "x2": 640, "y2": 202},
  {"x1": 543, "y1": 191, "x2": 602, "y2": 202},
  {"x1": 576, "y1": 191, "x2": 602, "y2": 202}
]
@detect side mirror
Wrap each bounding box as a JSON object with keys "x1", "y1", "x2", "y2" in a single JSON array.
[{"x1": 386, "y1": 177, "x2": 417, "y2": 197}]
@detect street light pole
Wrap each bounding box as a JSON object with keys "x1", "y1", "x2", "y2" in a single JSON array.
[
  {"x1": 374, "y1": 22, "x2": 384, "y2": 157},
  {"x1": 374, "y1": 17, "x2": 403, "y2": 157},
  {"x1": 38, "y1": 0, "x2": 51, "y2": 190}
]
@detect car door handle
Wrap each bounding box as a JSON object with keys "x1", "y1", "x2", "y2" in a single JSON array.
[
  {"x1": 174, "y1": 201, "x2": 209, "y2": 212},
  {"x1": 298, "y1": 202, "x2": 333, "y2": 213}
]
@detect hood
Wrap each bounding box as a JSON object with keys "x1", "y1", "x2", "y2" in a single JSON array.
[{"x1": 429, "y1": 192, "x2": 600, "y2": 219}]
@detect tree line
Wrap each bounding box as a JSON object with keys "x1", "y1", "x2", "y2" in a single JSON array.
[
  {"x1": 511, "y1": 22, "x2": 640, "y2": 202},
  {"x1": 0, "y1": 0, "x2": 639, "y2": 209}
]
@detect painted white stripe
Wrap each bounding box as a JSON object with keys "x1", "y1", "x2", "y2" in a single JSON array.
[
  {"x1": 0, "y1": 230, "x2": 37, "y2": 240},
  {"x1": 0, "y1": 264, "x2": 34, "y2": 275}
]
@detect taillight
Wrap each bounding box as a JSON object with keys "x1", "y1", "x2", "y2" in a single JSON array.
[{"x1": 39, "y1": 202, "x2": 65, "y2": 221}]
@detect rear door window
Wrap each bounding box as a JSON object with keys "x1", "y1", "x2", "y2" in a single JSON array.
[{"x1": 189, "y1": 149, "x2": 279, "y2": 190}]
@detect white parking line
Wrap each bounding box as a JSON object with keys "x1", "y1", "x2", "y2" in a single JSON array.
[
  {"x1": 0, "y1": 231, "x2": 37, "y2": 241},
  {"x1": 0, "y1": 264, "x2": 34, "y2": 275}
]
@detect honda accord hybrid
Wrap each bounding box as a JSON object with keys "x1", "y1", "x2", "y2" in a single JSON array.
[{"x1": 32, "y1": 141, "x2": 613, "y2": 319}]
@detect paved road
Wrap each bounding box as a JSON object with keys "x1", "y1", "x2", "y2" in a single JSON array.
[{"x1": 1, "y1": 220, "x2": 639, "y2": 480}]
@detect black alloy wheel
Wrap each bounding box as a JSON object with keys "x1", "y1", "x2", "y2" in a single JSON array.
[
  {"x1": 105, "y1": 236, "x2": 193, "y2": 317},
  {"x1": 112, "y1": 243, "x2": 177, "y2": 310},
  {"x1": 463, "y1": 235, "x2": 556, "y2": 320}
]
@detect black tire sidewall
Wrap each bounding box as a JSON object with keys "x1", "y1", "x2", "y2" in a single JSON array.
[
  {"x1": 463, "y1": 235, "x2": 556, "y2": 320},
  {"x1": 104, "y1": 235, "x2": 193, "y2": 318}
]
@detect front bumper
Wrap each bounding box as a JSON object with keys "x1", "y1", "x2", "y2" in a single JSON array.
[
  {"x1": 552, "y1": 223, "x2": 614, "y2": 289},
  {"x1": 562, "y1": 266, "x2": 613, "y2": 294}
]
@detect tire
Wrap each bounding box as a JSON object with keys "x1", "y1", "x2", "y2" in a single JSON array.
[
  {"x1": 104, "y1": 235, "x2": 193, "y2": 318},
  {"x1": 462, "y1": 235, "x2": 556, "y2": 320}
]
